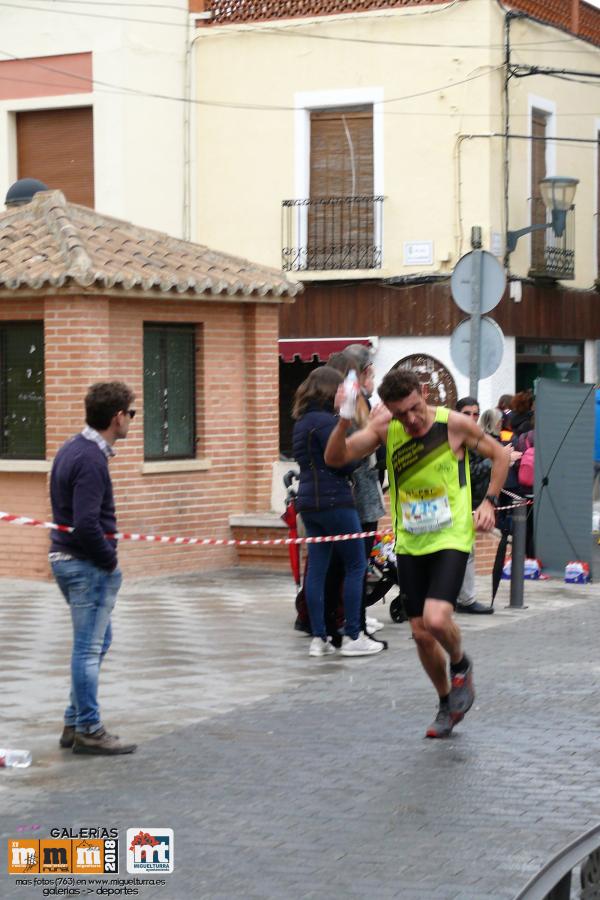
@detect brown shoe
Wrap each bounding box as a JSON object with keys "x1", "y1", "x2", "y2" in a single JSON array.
[
  {"x1": 59, "y1": 725, "x2": 76, "y2": 749},
  {"x1": 62, "y1": 724, "x2": 120, "y2": 748},
  {"x1": 72, "y1": 727, "x2": 136, "y2": 756}
]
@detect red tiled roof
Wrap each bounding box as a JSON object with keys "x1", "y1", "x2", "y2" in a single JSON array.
[
  {"x1": 0, "y1": 190, "x2": 301, "y2": 299},
  {"x1": 201, "y1": 0, "x2": 600, "y2": 48}
]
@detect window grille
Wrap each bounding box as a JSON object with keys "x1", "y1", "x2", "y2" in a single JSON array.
[
  {"x1": 143, "y1": 325, "x2": 196, "y2": 460},
  {"x1": 0, "y1": 322, "x2": 45, "y2": 460}
]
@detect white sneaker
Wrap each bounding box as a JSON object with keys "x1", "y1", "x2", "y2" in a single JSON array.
[
  {"x1": 309, "y1": 637, "x2": 336, "y2": 657},
  {"x1": 366, "y1": 615, "x2": 384, "y2": 633},
  {"x1": 340, "y1": 631, "x2": 384, "y2": 656}
]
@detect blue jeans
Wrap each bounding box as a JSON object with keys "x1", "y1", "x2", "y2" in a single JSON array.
[
  {"x1": 301, "y1": 507, "x2": 366, "y2": 640},
  {"x1": 52, "y1": 558, "x2": 122, "y2": 734}
]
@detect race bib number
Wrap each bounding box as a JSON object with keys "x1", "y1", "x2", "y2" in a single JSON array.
[{"x1": 400, "y1": 486, "x2": 452, "y2": 534}]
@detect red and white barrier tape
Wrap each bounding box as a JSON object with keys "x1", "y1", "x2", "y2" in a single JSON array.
[
  {"x1": 0, "y1": 511, "x2": 379, "y2": 546},
  {"x1": 0, "y1": 497, "x2": 531, "y2": 548},
  {"x1": 499, "y1": 489, "x2": 533, "y2": 510}
]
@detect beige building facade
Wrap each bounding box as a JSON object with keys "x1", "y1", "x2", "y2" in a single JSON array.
[{"x1": 193, "y1": 0, "x2": 600, "y2": 418}]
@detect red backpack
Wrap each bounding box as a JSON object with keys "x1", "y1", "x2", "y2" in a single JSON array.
[{"x1": 518, "y1": 435, "x2": 535, "y2": 489}]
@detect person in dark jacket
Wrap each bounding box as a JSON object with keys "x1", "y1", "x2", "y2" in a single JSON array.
[
  {"x1": 50, "y1": 381, "x2": 137, "y2": 756},
  {"x1": 509, "y1": 390, "x2": 534, "y2": 436},
  {"x1": 292, "y1": 366, "x2": 383, "y2": 658},
  {"x1": 513, "y1": 424, "x2": 536, "y2": 558}
]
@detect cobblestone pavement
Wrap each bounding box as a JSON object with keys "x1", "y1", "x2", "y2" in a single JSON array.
[{"x1": 0, "y1": 567, "x2": 599, "y2": 899}]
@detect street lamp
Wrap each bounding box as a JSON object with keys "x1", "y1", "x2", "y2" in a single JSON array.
[{"x1": 507, "y1": 175, "x2": 579, "y2": 252}]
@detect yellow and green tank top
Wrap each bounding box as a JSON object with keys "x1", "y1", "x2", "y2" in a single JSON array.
[{"x1": 386, "y1": 407, "x2": 474, "y2": 555}]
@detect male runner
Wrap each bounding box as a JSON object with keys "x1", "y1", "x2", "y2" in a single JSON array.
[{"x1": 325, "y1": 368, "x2": 508, "y2": 738}]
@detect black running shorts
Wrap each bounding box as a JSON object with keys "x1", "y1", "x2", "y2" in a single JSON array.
[{"x1": 396, "y1": 549, "x2": 470, "y2": 619}]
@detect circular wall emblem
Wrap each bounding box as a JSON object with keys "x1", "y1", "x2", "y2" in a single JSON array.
[{"x1": 394, "y1": 354, "x2": 457, "y2": 409}]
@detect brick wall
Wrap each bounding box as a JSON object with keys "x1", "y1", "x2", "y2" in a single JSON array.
[
  {"x1": 474, "y1": 531, "x2": 501, "y2": 574},
  {"x1": 0, "y1": 293, "x2": 282, "y2": 580},
  {"x1": 230, "y1": 522, "x2": 292, "y2": 571},
  {"x1": 243, "y1": 304, "x2": 280, "y2": 513}
]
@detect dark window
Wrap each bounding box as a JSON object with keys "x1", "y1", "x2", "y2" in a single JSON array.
[
  {"x1": 143, "y1": 325, "x2": 196, "y2": 460},
  {"x1": 279, "y1": 357, "x2": 322, "y2": 458},
  {"x1": 516, "y1": 340, "x2": 582, "y2": 392},
  {"x1": 0, "y1": 322, "x2": 45, "y2": 459}
]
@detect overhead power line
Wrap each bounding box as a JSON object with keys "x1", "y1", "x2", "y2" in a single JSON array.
[
  {"x1": 6, "y1": 67, "x2": 600, "y2": 119},
  {"x1": 35, "y1": 0, "x2": 184, "y2": 8},
  {"x1": 0, "y1": 0, "x2": 186, "y2": 26}
]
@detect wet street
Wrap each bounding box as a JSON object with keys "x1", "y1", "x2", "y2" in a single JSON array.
[{"x1": 0, "y1": 567, "x2": 598, "y2": 899}]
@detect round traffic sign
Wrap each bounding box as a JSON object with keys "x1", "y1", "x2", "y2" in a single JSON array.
[
  {"x1": 450, "y1": 316, "x2": 505, "y2": 379},
  {"x1": 451, "y1": 250, "x2": 506, "y2": 314}
]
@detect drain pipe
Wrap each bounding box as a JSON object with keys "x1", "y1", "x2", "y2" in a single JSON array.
[
  {"x1": 183, "y1": 3, "x2": 213, "y2": 240},
  {"x1": 502, "y1": 10, "x2": 527, "y2": 275}
]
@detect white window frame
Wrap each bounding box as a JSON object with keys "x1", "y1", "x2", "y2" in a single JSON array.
[
  {"x1": 293, "y1": 86, "x2": 384, "y2": 270},
  {"x1": 0, "y1": 93, "x2": 94, "y2": 208}
]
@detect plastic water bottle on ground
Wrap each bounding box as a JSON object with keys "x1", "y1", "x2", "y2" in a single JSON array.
[{"x1": 0, "y1": 749, "x2": 32, "y2": 768}]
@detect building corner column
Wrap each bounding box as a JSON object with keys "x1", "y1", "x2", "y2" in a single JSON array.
[{"x1": 243, "y1": 303, "x2": 280, "y2": 513}]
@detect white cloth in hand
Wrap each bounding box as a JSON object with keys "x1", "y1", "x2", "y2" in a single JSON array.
[{"x1": 339, "y1": 371, "x2": 358, "y2": 420}]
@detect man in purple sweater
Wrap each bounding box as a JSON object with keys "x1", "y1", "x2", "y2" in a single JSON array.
[{"x1": 50, "y1": 382, "x2": 137, "y2": 756}]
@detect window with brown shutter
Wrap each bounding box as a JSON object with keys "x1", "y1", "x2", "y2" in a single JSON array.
[
  {"x1": 531, "y1": 108, "x2": 547, "y2": 272},
  {"x1": 307, "y1": 106, "x2": 376, "y2": 269},
  {"x1": 17, "y1": 106, "x2": 94, "y2": 208},
  {"x1": 310, "y1": 107, "x2": 373, "y2": 198}
]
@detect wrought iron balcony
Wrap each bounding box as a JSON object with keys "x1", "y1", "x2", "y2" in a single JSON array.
[
  {"x1": 528, "y1": 206, "x2": 575, "y2": 281},
  {"x1": 282, "y1": 196, "x2": 384, "y2": 272}
]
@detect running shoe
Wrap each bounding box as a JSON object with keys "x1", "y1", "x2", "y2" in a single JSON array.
[
  {"x1": 425, "y1": 705, "x2": 457, "y2": 739},
  {"x1": 309, "y1": 637, "x2": 336, "y2": 657},
  {"x1": 366, "y1": 615, "x2": 384, "y2": 633},
  {"x1": 449, "y1": 656, "x2": 475, "y2": 719}
]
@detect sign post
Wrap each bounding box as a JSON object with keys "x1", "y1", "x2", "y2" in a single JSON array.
[
  {"x1": 450, "y1": 227, "x2": 506, "y2": 399},
  {"x1": 468, "y1": 247, "x2": 483, "y2": 398}
]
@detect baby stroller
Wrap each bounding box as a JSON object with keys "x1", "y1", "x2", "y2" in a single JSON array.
[
  {"x1": 367, "y1": 534, "x2": 407, "y2": 623},
  {"x1": 282, "y1": 470, "x2": 407, "y2": 632}
]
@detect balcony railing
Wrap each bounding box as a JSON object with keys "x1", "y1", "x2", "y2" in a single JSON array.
[
  {"x1": 529, "y1": 207, "x2": 576, "y2": 281},
  {"x1": 282, "y1": 196, "x2": 384, "y2": 272}
]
